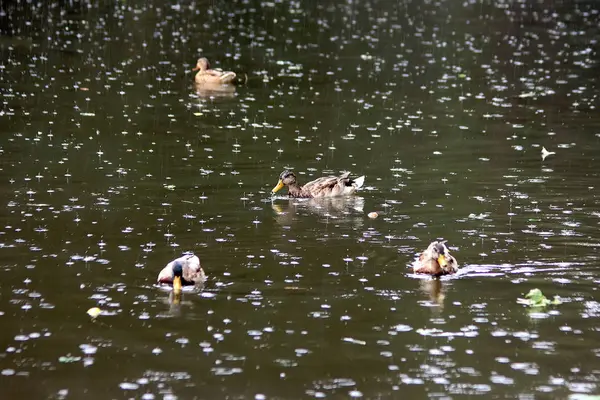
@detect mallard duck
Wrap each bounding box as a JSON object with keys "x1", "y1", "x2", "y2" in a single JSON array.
[
  {"x1": 271, "y1": 170, "x2": 365, "y2": 198},
  {"x1": 413, "y1": 241, "x2": 458, "y2": 276},
  {"x1": 157, "y1": 254, "x2": 206, "y2": 293},
  {"x1": 192, "y1": 57, "x2": 236, "y2": 85}
]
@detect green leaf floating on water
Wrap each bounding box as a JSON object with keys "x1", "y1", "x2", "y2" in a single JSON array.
[{"x1": 517, "y1": 288, "x2": 562, "y2": 307}]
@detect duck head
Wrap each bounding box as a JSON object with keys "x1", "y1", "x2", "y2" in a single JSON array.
[
  {"x1": 426, "y1": 241, "x2": 456, "y2": 272},
  {"x1": 272, "y1": 170, "x2": 297, "y2": 193},
  {"x1": 172, "y1": 261, "x2": 183, "y2": 293},
  {"x1": 192, "y1": 57, "x2": 210, "y2": 72},
  {"x1": 433, "y1": 242, "x2": 449, "y2": 267}
]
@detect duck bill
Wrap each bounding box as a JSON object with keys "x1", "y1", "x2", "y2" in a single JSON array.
[
  {"x1": 192, "y1": 66, "x2": 200, "y2": 71},
  {"x1": 272, "y1": 180, "x2": 284, "y2": 194},
  {"x1": 173, "y1": 276, "x2": 182, "y2": 293},
  {"x1": 437, "y1": 255, "x2": 448, "y2": 268}
]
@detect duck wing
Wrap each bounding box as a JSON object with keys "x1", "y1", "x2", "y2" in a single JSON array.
[
  {"x1": 206, "y1": 69, "x2": 236, "y2": 83},
  {"x1": 217, "y1": 71, "x2": 236, "y2": 84},
  {"x1": 181, "y1": 255, "x2": 207, "y2": 284},
  {"x1": 157, "y1": 263, "x2": 174, "y2": 283},
  {"x1": 302, "y1": 172, "x2": 364, "y2": 198}
]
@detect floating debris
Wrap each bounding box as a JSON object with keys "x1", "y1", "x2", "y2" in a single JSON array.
[
  {"x1": 517, "y1": 289, "x2": 561, "y2": 308},
  {"x1": 519, "y1": 92, "x2": 536, "y2": 98},
  {"x1": 58, "y1": 355, "x2": 82, "y2": 363},
  {"x1": 541, "y1": 147, "x2": 556, "y2": 161},
  {"x1": 367, "y1": 212, "x2": 378, "y2": 219},
  {"x1": 342, "y1": 337, "x2": 366, "y2": 346},
  {"x1": 87, "y1": 307, "x2": 102, "y2": 318}
]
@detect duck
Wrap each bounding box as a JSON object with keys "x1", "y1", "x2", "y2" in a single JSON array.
[
  {"x1": 413, "y1": 241, "x2": 458, "y2": 276},
  {"x1": 157, "y1": 254, "x2": 207, "y2": 293},
  {"x1": 271, "y1": 170, "x2": 365, "y2": 198},
  {"x1": 192, "y1": 57, "x2": 236, "y2": 85}
]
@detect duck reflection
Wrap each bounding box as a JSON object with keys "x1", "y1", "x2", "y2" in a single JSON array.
[
  {"x1": 168, "y1": 290, "x2": 183, "y2": 315},
  {"x1": 272, "y1": 196, "x2": 365, "y2": 226},
  {"x1": 194, "y1": 81, "x2": 236, "y2": 99},
  {"x1": 158, "y1": 285, "x2": 205, "y2": 317},
  {"x1": 419, "y1": 279, "x2": 445, "y2": 308}
]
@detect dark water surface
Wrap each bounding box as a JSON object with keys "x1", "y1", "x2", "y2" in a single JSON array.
[{"x1": 1, "y1": 0, "x2": 599, "y2": 398}]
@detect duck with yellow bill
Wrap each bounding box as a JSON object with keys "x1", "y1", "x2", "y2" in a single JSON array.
[
  {"x1": 157, "y1": 254, "x2": 206, "y2": 294},
  {"x1": 271, "y1": 170, "x2": 365, "y2": 198},
  {"x1": 413, "y1": 241, "x2": 458, "y2": 277}
]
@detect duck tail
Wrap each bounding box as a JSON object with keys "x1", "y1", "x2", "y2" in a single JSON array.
[{"x1": 352, "y1": 175, "x2": 365, "y2": 189}]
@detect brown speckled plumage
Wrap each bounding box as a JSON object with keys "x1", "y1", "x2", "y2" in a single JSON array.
[
  {"x1": 272, "y1": 170, "x2": 365, "y2": 198},
  {"x1": 192, "y1": 57, "x2": 236, "y2": 85},
  {"x1": 413, "y1": 241, "x2": 458, "y2": 277}
]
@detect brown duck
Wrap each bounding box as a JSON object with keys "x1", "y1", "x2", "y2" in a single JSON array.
[
  {"x1": 413, "y1": 241, "x2": 458, "y2": 276},
  {"x1": 192, "y1": 57, "x2": 236, "y2": 85},
  {"x1": 271, "y1": 170, "x2": 365, "y2": 198}
]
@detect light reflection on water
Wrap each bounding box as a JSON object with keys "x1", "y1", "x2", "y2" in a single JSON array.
[{"x1": 0, "y1": 0, "x2": 599, "y2": 398}]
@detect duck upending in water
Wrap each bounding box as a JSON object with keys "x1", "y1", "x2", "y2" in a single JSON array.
[
  {"x1": 271, "y1": 170, "x2": 365, "y2": 198},
  {"x1": 192, "y1": 57, "x2": 236, "y2": 85},
  {"x1": 413, "y1": 241, "x2": 458, "y2": 277},
  {"x1": 157, "y1": 254, "x2": 206, "y2": 293}
]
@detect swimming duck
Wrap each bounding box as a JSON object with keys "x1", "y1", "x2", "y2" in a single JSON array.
[
  {"x1": 413, "y1": 241, "x2": 458, "y2": 276},
  {"x1": 271, "y1": 170, "x2": 365, "y2": 198},
  {"x1": 192, "y1": 57, "x2": 236, "y2": 85},
  {"x1": 157, "y1": 254, "x2": 206, "y2": 293}
]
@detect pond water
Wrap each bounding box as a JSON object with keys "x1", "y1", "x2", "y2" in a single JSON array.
[{"x1": 1, "y1": 0, "x2": 599, "y2": 398}]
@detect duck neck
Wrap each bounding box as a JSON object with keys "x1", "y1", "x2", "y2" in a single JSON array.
[{"x1": 287, "y1": 183, "x2": 304, "y2": 197}]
